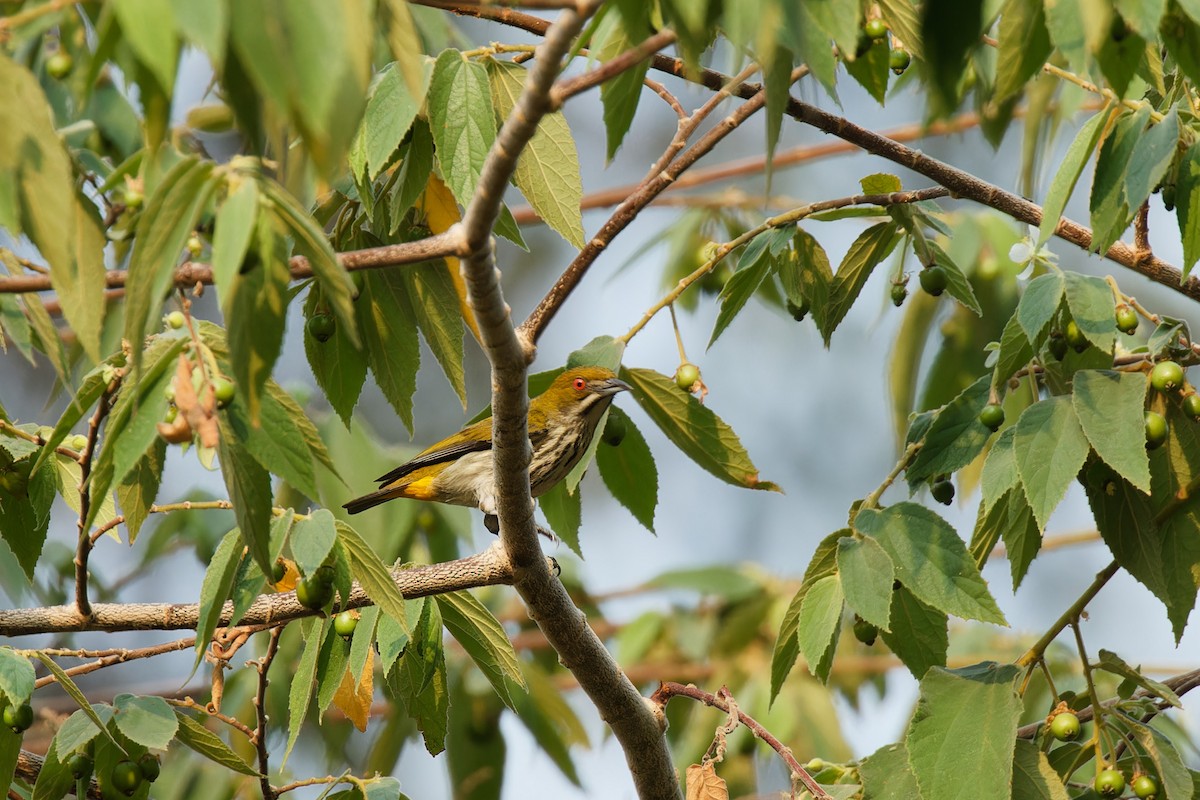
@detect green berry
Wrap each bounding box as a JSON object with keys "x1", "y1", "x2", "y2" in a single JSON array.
[
  {"x1": 863, "y1": 18, "x2": 888, "y2": 40},
  {"x1": 918, "y1": 265, "x2": 947, "y2": 296},
  {"x1": 306, "y1": 313, "x2": 336, "y2": 343},
  {"x1": 930, "y1": 479, "x2": 954, "y2": 505},
  {"x1": 164, "y1": 405, "x2": 178, "y2": 424},
  {"x1": 1146, "y1": 411, "x2": 1168, "y2": 449},
  {"x1": 805, "y1": 758, "x2": 826, "y2": 773},
  {"x1": 1150, "y1": 360, "x2": 1185, "y2": 393},
  {"x1": 67, "y1": 752, "x2": 93, "y2": 780},
  {"x1": 786, "y1": 299, "x2": 809, "y2": 322},
  {"x1": 1064, "y1": 320, "x2": 1089, "y2": 352},
  {"x1": 602, "y1": 413, "x2": 626, "y2": 447},
  {"x1": 889, "y1": 48, "x2": 911, "y2": 74},
  {"x1": 2, "y1": 703, "x2": 32, "y2": 733},
  {"x1": 186, "y1": 235, "x2": 203, "y2": 258},
  {"x1": 334, "y1": 610, "x2": 358, "y2": 638},
  {"x1": 1184, "y1": 394, "x2": 1200, "y2": 420},
  {"x1": 296, "y1": 575, "x2": 333, "y2": 610},
  {"x1": 1132, "y1": 774, "x2": 1158, "y2": 800},
  {"x1": 1048, "y1": 332, "x2": 1069, "y2": 361},
  {"x1": 46, "y1": 51, "x2": 73, "y2": 80},
  {"x1": 137, "y1": 753, "x2": 160, "y2": 782},
  {"x1": 979, "y1": 403, "x2": 1005, "y2": 432},
  {"x1": 1095, "y1": 768, "x2": 1126, "y2": 798},
  {"x1": 123, "y1": 187, "x2": 143, "y2": 210},
  {"x1": 852, "y1": 617, "x2": 878, "y2": 646},
  {"x1": 1048, "y1": 711, "x2": 1080, "y2": 741},
  {"x1": 69, "y1": 434, "x2": 89, "y2": 450},
  {"x1": 1115, "y1": 305, "x2": 1138, "y2": 334},
  {"x1": 166, "y1": 311, "x2": 186, "y2": 330},
  {"x1": 316, "y1": 563, "x2": 336, "y2": 585},
  {"x1": 212, "y1": 377, "x2": 236, "y2": 408},
  {"x1": 675, "y1": 363, "x2": 701, "y2": 392},
  {"x1": 1164, "y1": 184, "x2": 1177, "y2": 211},
  {"x1": 272, "y1": 560, "x2": 287, "y2": 583},
  {"x1": 110, "y1": 760, "x2": 142, "y2": 796},
  {"x1": 890, "y1": 283, "x2": 908, "y2": 307}
]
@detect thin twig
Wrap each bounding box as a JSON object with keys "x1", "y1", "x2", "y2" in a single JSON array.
[
  {"x1": 651, "y1": 682, "x2": 830, "y2": 799},
  {"x1": 32, "y1": 636, "x2": 197, "y2": 689},
  {"x1": 253, "y1": 627, "x2": 284, "y2": 800},
  {"x1": 74, "y1": 380, "x2": 118, "y2": 619}
]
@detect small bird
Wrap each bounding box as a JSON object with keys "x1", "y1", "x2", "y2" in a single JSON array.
[{"x1": 343, "y1": 366, "x2": 630, "y2": 532}]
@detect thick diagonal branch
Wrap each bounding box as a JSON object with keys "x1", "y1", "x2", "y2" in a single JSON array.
[{"x1": 454, "y1": 3, "x2": 681, "y2": 798}]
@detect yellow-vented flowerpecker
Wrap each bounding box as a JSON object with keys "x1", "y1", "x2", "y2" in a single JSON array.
[{"x1": 343, "y1": 366, "x2": 630, "y2": 532}]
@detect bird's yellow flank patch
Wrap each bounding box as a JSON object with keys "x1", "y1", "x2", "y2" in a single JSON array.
[{"x1": 400, "y1": 475, "x2": 438, "y2": 500}]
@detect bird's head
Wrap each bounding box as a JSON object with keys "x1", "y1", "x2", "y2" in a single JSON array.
[{"x1": 533, "y1": 366, "x2": 631, "y2": 421}]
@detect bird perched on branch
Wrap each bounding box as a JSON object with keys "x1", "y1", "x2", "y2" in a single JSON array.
[{"x1": 343, "y1": 366, "x2": 630, "y2": 533}]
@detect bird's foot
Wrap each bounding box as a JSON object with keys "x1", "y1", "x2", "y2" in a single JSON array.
[{"x1": 482, "y1": 513, "x2": 557, "y2": 542}]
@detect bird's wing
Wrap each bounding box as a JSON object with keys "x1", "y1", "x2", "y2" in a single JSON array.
[{"x1": 374, "y1": 437, "x2": 492, "y2": 486}]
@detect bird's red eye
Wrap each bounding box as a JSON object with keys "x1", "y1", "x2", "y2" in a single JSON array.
[{"x1": 572, "y1": 377, "x2": 586, "y2": 391}]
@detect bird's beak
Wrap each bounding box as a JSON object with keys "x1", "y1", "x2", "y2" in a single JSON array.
[{"x1": 598, "y1": 377, "x2": 631, "y2": 395}]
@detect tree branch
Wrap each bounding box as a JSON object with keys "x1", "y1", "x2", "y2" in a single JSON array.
[
  {"x1": 454, "y1": 2, "x2": 681, "y2": 797},
  {"x1": 0, "y1": 543, "x2": 517, "y2": 636}
]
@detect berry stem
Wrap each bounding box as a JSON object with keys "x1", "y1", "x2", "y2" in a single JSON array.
[
  {"x1": 1070, "y1": 619, "x2": 1107, "y2": 770},
  {"x1": 859, "y1": 442, "x2": 921, "y2": 513},
  {"x1": 668, "y1": 303, "x2": 689, "y2": 365}
]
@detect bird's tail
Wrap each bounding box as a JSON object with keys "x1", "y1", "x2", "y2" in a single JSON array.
[{"x1": 342, "y1": 488, "x2": 397, "y2": 515}]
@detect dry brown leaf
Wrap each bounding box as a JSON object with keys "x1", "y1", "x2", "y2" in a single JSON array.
[
  {"x1": 332, "y1": 648, "x2": 374, "y2": 732},
  {"x1": 685, "y1": 762, "x2": 728, "y2": 800}
]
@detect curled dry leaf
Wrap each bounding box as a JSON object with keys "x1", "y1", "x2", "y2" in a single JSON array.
[
  {"x1": 685, "y1": 762, "x2": 729, "y2": 800},
  {"x1": 167, "y1": 353, "x2": 220, "y2": 448}
]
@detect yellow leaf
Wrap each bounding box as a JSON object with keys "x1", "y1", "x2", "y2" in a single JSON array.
[
  {"x1": 416, "y1": 175, "x2": 481, "y2": 344},
  {"x1": 332, "y1": 648, "x2": 374, "y2": 732},
  {"x1": 685, "y1": 763, "x2": 728, "y2": 800}
]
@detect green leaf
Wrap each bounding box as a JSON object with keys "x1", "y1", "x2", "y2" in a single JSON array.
[
  {"x1": 860, "y1": 743, "x2": 922, "y2": 800},
  {"x1": 217, "y1": 421, "x2": 275, "y2": 578},
  {"x1": 227, "y1": 218, "x2": 290, "y2": 423},
  {"x1": 1013, "y1": 396, "x2": 1090, "y2": 530},
  {"x1": 1095, "y1": 649, "x2": 1182, "y2": 706},
  {"x1": 435, "y1": 591, "x2": 525, "y2": 708},
  {"x1": 34, "y1": 654, "x2": 121, "y2": 750},
  {"x1": 594, "y1": 7, "x2": 651, "y2": 159},
  {"x1": 796, "y1": 575, "x2": 843, "y2": 683},
  {"x1": 992, "y1": 313, "x2": 1035, "y2": 390},
  {"x1": 621, "y1": 367, "x2": 779, "y2": 492},
  {"x1": 981, "y1": 427, "x2": 1019, "y2": 513},
  {"x1": 174, "y1": 711, "x2": 259, "y2": 775},
  {"x1": 227, "y1": 386, "x2": 320, "y2": 500},
  {"x1": 920, "y1": 0, "x2": 983, "y2": 113},
  {"x1": 1124, "y1": 108, "x2": 1178, "y2": 214},
  {"x1": 487, "y1": 59, "x2": 584, "y2": 248},
  {"x1": 788, "y1": 228, "x2": 834, "y2": 333},
  {"x1": 117, "y1": 438, "x2": 165, "y2": 542},
  {"x1": 1090, "y1": 105, "x2": 1151, "y2": 254},
  {"x1": 112, "y1": 694, "x2": 177, "y2": 750},
  {"x1": 357, "y1": 269, "x2": 420, "y2": 432},
  {"x1": 771, "y1": 531, "x2": 842, "y2": 700},
  {"x1": 0, "y1": 648, "x2": 34, "y2": 704},
  {"x1": 1064, "y1": 271, "x2": 1117, "y2": 352},
  {"x1": 1115, "y1": 0, "x2": 1167, "y2": 39},
  {"x1": 292, "y1": 509, "x2": 338, "y2": 575},
  {"x1": 427, "y1": 50, "x2": 495, "y2": 208},
  {"x1": 123, "y1": 158, "x2": 219, "y2": 376},
  {"x1": 907, "y1": 375, "x2": 992, "y2": 486},
  {"x1": 648, "y1": 566, "x2": 762, "y2": 600},
  {"x1": 336, "y1": 521, "x2": 408, "y2": 630},
  {"x1": 194, "y1": 530, "x2": 243, "y2": 663},
  {"x1": 931, "y1": 243, "x2": 982, "y2": 316},
  {"x1": 0, "y1": 463, "x2": 55, "y2": 580},
  {"x1": 388, "y1": 598, "x2": 448, "y2": 756},
  {"x1": 304, "y1": 285, "x2": 367, "y2": 427},
  {"x1": 284, "y1": 618, "x2": 325, "y2": 765},
  {"x1": 905, "y1": 664, "x2": 1023, "y2": 800},
  {"x1": 1112, "y1": 711, "x2": 1191, "y2": 800},
  {"x1": 994, "y1": 0, "x2": 1053, "y2": 102},
  {"x1": 819, "y1": 222, "x2": 902, "y2": 344},
  {"x1": 837, "y1": 535, "x2": 895, "y2": 630},
  {"x1": 0, "y1": 56, "x2": 108, "y2": 365},
  {"x1": 878, "y1": 0, "x2": 924, "y2": 58},
  {"x1": 169, "y1": 0, "x2": 227, "y2": 64},
  {"x1": 30, "y1": 740, "x2": 74, "y2": 800},
  {"x1": 1016, "y1": 272, "x2": 1064, "y2": 343},
  {"x1": 362, "y1": 62, "x2": 429, "y2": 180},
  {"x1": 265, "y1": 381, "x2": 339, "y2": 480},
  {"x1": 402, "y1": 261, "x2": 466, "y2": 407},
  {"x1": 1011, "y1": 739, "x2": 1070, "y2": 800},
  {"x1": 540, "y1": 480, "x2": 582, "y2": 557},
  {"x1": 880, "y1": 586, "x2": 949, "y2": 679},
  {"x1": 210, "y1": 176, "x2": 259, "y2": 302},
  {"x1": 261, "y1": 178, "x2": 359, "y2": 346},
  {"x1": 1174, "y1": 140, "x2": 1200, "y2": 278},
  {"x1": 764, "y1": 45, "x2": 798, "y2": 152},
  {"x1": 113, "y1": 0, "x2": 178, "y2": 91},
  {"x1": 1072, "y1": 370, "x2": 1150, "y2": 491},
  {"x1": 855, "y1": 503, "x2": 1007, "y2": 625},
  {"x1": 844, "y1": 39, "x2": 891, "y2": 104},
  {"x1": 52, "y1": 705, "x2": 114, "y2": 755},
  {"x1": 595, "y1": 407, "x2": 658, "y2": 532},
  {"x1": 709, "y1": 233, "x2": 777, "y2": 348},
  {"x1": 1038, "y1": 109, "x2": 1110, "y2": 247},
  {"x1": 1095, "y1": 27, "x2": 1145, "y2": 99}
]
